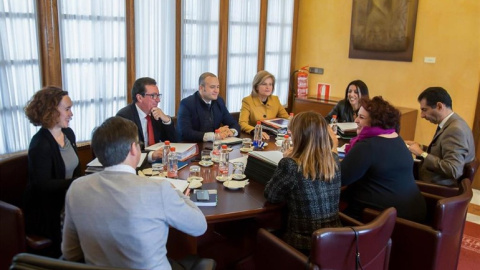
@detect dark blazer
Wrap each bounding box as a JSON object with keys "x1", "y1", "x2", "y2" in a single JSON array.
[
  {"x1": 325, "y1": 100, "x2": 357, "y2": 123},
  {"x1": 24, "y1": 127, "x2": 81, "y2": 256},
  {"x1": 116, "y1": 103, "x2": 177, "y2": 145},
  {"x1": 177, "y1": 91, "x2": 241, "y2": 142},
  {"x1": 420, "y1": 113, "x2": 475, "y2": 186}
]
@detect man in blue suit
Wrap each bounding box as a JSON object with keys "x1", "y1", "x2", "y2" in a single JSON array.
[{"x1": 177, "y1": 72, "x2": 241, "y2": 142}]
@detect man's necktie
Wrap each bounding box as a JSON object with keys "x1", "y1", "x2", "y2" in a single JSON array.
[
  {"x1": 146, "y1": 115, "x2": 155, "y2": 146},
  {"x1": 427, "y1": 126, "x2": 441, "y2": 153}
]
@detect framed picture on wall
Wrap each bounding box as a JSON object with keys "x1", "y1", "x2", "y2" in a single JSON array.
[{"x1": 348, "y1": 0, "x2": 419, "y2": 62}]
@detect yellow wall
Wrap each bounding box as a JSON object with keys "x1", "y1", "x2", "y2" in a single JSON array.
[{"x1": 295, "y1": 0, "x2": 480, "y2": 145}]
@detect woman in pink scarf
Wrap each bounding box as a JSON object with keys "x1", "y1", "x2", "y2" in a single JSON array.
[{"x1": 341, "y1": 96, "x2": 426, "y2": 223}]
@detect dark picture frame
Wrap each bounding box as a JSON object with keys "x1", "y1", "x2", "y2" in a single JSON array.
[{"x1": 349, "y1": 0, "x2": 419, "y2": 62}]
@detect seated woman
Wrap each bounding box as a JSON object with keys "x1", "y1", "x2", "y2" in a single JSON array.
[
  {"x1": 23, "y1": 86, "x2": 81, "y2": 257},
  {"x1": 325, "y1": 80, "x2": 369, "y2": 122},
  {"x1": 239, "y1": 70, "x2": 289, "y2": 139},
  {"x1": 264, "y1": 111, "x2": 342, "y2": 255},
  {"x1": 341, "y1": 96, "x2": 426, "y2": 223}
]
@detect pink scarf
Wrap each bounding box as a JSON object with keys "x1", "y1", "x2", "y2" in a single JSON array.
[{"x1": 345, "y1": 126, "x2": 395, "y2": 154}]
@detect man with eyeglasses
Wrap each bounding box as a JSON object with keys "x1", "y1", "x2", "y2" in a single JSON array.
[
  {"x1": 177, "y1": 72, "x2": 241, "y2": 142},
  {"x1": 117, "y1": 77, "x2": 176, "y2": 161}
]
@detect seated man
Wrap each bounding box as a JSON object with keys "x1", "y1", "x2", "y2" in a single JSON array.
[
  {"x1": 177, "y1": 72, "x2": 241, "y2": 142},
  {"x1": 117, "y1": 77, "x2": 176, "y2": 161},
  {"x1": 406, "y1": 87, "x2": 475, "y2": 186},
  {"x1": 61, "y1": 117, "x2": 207, "y2": 270}
]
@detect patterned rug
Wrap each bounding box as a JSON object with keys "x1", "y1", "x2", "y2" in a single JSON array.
[{"x1": 458, "y1": 218, "x2": 480, "y2": 269}]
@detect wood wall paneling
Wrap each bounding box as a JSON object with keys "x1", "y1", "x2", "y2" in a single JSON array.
[
  {"x1": 36, "y1": 0, "x2": 62, "y2": 87},
  {"x1": 126, "y1": 0, "x2": 136, "y2": 104}
]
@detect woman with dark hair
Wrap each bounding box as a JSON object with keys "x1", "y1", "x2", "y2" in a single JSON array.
[
  {"x1": 325, "y1": 80, "x2": 369, "y2": 122},
  {"x1": 264, "y1": 111, "x2": 341, "y2": 254},
  {"x1": 341, "y1": 96, "x2": 426, "y2": 223},
  {"x1": 24, "y1": 86, "x2": 80, "y2": 257}
]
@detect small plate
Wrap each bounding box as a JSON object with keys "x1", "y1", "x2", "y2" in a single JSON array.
[
  {"x1": 199, "y1": 161, "x2": 214, "y2": 167},
  {"x1": 187, "y1": 176, "x2": 204, "y2": 182},
  {"x1": 216, "y1": 175, "x2": 231, "y2": 182},
  {"x1": 240, "y1": 147, "x2": 253, "y2": 153},
  {"x1": 223, "y1": 181, "x2": 247, "y2": 190},
  {"x1": 227, "y1": 148, "x2": 233, "y2": 152},
  {"x1": 188, "y1": 180, "x2": 202, "y2": 189},
  {"x1": 231, "y1": 173, "x2": 246, "y2": 180},
  {"x1": 142, "y1": 168, "x2": 161, "y2": 176}
]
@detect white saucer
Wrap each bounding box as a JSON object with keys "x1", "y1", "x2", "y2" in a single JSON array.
[
  {"x1": 232, "y1": 173, "x2": 246, "y2": 180},
  {"x1": 223, "y1": 181, "x2": 248, "y2": 190},
  {"x1": 187, "y1": 176, "x2": 204, "y2": 182},
  {"x1": 216, "y1": 175, "x2": 231, "y2": 182},
  {"x1": 240, "y1": 147, "x2": 253, "y2": 153},
  {"x1": 142, "y1": 168, "x2": 162, "y2": 176},
  {"x1": 188, "y1": 180, "x2": 202, "y2": 189},
  {"x1": 199, "y1": 161, "x2": 214, "y2": 167}
]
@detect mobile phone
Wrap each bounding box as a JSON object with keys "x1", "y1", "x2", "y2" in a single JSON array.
[{"x1": 196, "y1": 190, "x2": 210, "y2": 201}]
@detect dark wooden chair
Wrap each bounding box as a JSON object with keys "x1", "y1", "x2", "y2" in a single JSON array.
[
  {"x1": 363, "y1": 178, "x2": 473, "y2": 270},
  {"x1": 236, "y1": 208, "x2": 397, "y2": 270},
  {"x1": 416, "y1": 158, "x2": 479, "y2": 197}
]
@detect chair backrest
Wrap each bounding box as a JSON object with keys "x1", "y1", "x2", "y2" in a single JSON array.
[
  {"x1": 431, "y1": 178, "x2": 473, "y2": 269},
  {"x1": 310, "y1": 207, "x2": 397, "y2": 270},
  {"x1": 385, "y1": 178, "x2": 473, "y2": 270},
  {"x1": 0, "y1": 200, "x2": 26, "y2": 270},
  {"x1": 461, "y1": 158, "x2": 479, "y2": 182},
  {"x1": 10, "y1": 253, "x2": 134, "y2": 270},
  {"x1": 0, "y1": 154, "x2": 29, "y2": 209}
]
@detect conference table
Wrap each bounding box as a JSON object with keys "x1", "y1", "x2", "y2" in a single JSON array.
[{"x1": 162, "y1": 134, "x2": 285, "y2": 260}]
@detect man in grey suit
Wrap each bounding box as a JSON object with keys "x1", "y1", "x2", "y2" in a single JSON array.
[{"x1": 406, "y1": 87, "x2": 475, "y2": 186}]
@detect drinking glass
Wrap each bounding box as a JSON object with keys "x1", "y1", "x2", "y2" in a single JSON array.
[
  {"x1": 201, "y1": 150, "x2": 212, "y2": 163},
  {"x1": 152, "y1": 163, "x2": 164, "y2": 176},
  {"x1": 189, "y1": 165, "x2": 201, "y2": 181},
  {"x1": 232, "y1": 162, "x2": 245, "y2": 179},
  {"x1": 242, "y1": 138, "x2": 252, "y2": 149}
]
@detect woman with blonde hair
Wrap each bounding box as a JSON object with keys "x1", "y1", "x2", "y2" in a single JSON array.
[
  {"x1": 239, "y1": 70, "x2": 289, "y2": 139},
  {"x1": 264, "y1": 111, "x2": 342, "y2": 255}
]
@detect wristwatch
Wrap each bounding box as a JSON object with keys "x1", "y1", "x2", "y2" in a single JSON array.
[{"x1": 420, "y1": 152, "x2": 428, "y2": 159}]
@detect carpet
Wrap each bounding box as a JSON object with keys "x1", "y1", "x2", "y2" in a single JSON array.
[{"x1": 458, "y1": 221, "x2": 480, "y2": 270}]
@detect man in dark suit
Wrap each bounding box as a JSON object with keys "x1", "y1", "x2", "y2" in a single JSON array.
[
  {"x1": 117, "y1": 77, "x2": 176, "y2": 161},
  {"x1": 177, "y1": 72, "x2": 240, "y2": 142},
  {"x1": 406, "y1": 87, "x2": 475, "y2": 186}
]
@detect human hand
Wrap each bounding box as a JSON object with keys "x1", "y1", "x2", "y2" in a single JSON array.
[
  {"x1": 219, "y1": 126, "x2": 233, "y2": 138},
  {"x1": 405, "y1": 141, "x2": 422, "y2": 156},
  {"x1": 261, "y1": 132, "x2": 270, "y2": 140},
  {"x1": 151, "y1": 107, "x2": 169, "y2": 122},
  {"x1": 151, "y1": 148, "x2": 164, "y2": 160}
]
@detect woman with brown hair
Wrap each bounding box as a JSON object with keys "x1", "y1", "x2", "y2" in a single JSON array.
[
  {"x1": 341, "y1": 96, "x2": 426, "y2": 223},
  {"x1": 24, "y1": 86, "x2": 80, "y2": 257},
  {"x1": 239, "y1": 70, "x2": 289, "y2": 139},
  {"x1": 264, "y1": 111, "x2": 341, "y2": 255}
]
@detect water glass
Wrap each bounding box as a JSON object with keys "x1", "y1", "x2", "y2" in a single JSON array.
[
  {"x1": 232, "y1": 162, "x2": 245, "y2": 179},
  {"x1": 201, "y1": 150, "x2": 212, "y2": 163},
  {"x1": 242, "y1": 138, "x2": 252, "y2": 149},
  {"x1": 152, "y1": 163, "x2": 164, "y2": 176},
  {"x1": 189, "y1": 165, "x2": 201, "y2": 180}
]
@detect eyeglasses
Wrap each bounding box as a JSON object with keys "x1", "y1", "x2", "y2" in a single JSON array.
[{"x1": 144, "y1": 93, "x2": 162, "y2": 99}]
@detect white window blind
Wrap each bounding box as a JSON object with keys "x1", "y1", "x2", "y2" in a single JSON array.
[
  {"x1": 135, "y1": 0, "x2": 176, "y2": 115},
  {"x1": 58, "y1": 0, "x2": 127, "y2": 142},
  {"x1": 0, "y1": 0, "x2": 41, "y2": 154},
  {"x1": 226, "y1": 0, "x2": 260, "y2": 113},
  {"x1": 264, "y1": 0, "x2": 294, "y2": 106},
  {"x1": 181, "y1": 0, "x2": 220, "y2": 101}
]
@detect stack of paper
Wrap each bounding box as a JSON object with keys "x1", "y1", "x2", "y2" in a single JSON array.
[
  {"x1": 261, "y1": 118, "x2": 289, "y2": 135},
  {"x1": 245, "y1": 150, "x2": 283, "y2": 184},
  {"x1": 86, "y1": 153, "x2": 147, "y2": 172},
  {"x1": 336, "y1": 122, "x2": 357, "y2": 139},
  {"x1": 219, "y1": 137, "x2": 243, "y2": 145},
  {"x1": 145, "y1": 143, "x2": 198, "y2": 161}
]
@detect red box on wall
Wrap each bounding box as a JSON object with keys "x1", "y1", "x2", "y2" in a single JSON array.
[{"x1": 317, "y1": 83, "x2": 331, "y2": 100}]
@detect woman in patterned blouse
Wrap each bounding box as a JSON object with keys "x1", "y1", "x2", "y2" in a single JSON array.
[{"x1": 264, "y1": 111, "x2": 342, "y2": 255}]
